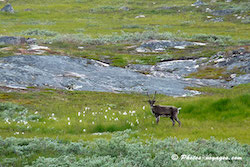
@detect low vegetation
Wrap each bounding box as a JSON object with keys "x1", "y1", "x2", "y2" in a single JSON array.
[{"x1": 0, "y1": 130, "x2": 249, "y2": 167}]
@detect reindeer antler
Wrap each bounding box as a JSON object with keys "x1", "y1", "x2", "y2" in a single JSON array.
[
  {"x1": 153, "y1": 91, "x2": 157, "y2": 101},
  {"x1": 146, "y1": 92, "x2": 151, "y2": 100}
]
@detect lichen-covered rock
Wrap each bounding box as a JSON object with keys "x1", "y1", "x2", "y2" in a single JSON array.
[
  {"x1": 211, "y1": 9, "x2": 234, "y2": 16},
  {"x1": 0, "y1": 36, "x2": 26, "y2": 45},
  {"x1": 1, "y1": 4, "x2": 14, "y2": 13},
  {"x1": 136, "y1": 40, "x2": 206, "y2": 53},
  {"x1": 0, "y1": 36, "x2": 36, "y2": 45}
]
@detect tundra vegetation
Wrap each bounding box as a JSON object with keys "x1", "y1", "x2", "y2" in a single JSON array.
[{"x1": 0, "y1": 0, "x2": 249, "y2": 166}]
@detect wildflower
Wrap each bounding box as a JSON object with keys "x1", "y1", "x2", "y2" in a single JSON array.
[
  {"x1": 105, "y1": 110, "x2": 108, "y2": 112},
  {"x1": 22, "y1": 132, "x2": 24, "y2": 135},
  {"x1": 104, "y1": 115, "x2": 107, "y2": 119},
  {"x1": 114, "y1": 118, "x2": 119, "y2": 121},
  {"x1": 43, "y1": 122, "x2": 46, "y2": 124},
  {"x1": 79, "y1": 120, "x2": 82, "y2": 123},
  {"x1": 145, "y1": 128, "x2": 147, "y2": 131},
  {"x1": 78, "y1": 112, "x2": 81, "y2": 116},
  {"x1": 35, "y1": 111, "x2": 38, "y2": 114},
  {"x1": 52, "y1": 113, "x2": 55, "y2": 117},
  {"x1": 83, "y1": 129, "x2": 86, "y2": 132},
  {"x1": 112, "y1": 113, "x2": 115, "y2": 115},
  {"x1": 67, "y1": 117, "x2": 70, "y2": 121},
  {"x1": 83, "y1": 114, "x2": 85, "y2": 117},
  {"x1": 108, "y1": 107, "x2": 111, "y2": 110},
  {"x1": 68, "y1": 122, "x2": 71, "y2": 125},
  {"x1": 92, "y1": 121, "x2": 95, "y2": 124},
  {"x1": 142, "y1": 106, "x2": 145, "y2": 110},
  {"x1": 123, "y1": 112, "x2": 127, "y2": 115},
  {"x1": 136, "y1": 119, "x2": 139, "y2": 124}
]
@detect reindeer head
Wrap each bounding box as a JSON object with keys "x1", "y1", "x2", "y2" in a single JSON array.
[{"x1": 147, "y1": 91, "x2": 156, "y2": 107}]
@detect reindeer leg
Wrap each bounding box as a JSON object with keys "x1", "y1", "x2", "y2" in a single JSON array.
[
  {"x1": 175, "y1": 117, "x2": 181, "y2": 127},
  {"x1": 170, "y1": 117, "x2": 175, "y2": 126},
  {"x1": 156, "y1": 116, "x2": 160, "y2": 124}
]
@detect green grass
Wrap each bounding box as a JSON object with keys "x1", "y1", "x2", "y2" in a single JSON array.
[
  {"x1": 0, "y1": 84, "x2": 249, "y2": 144},
  {"x1": 0, "y1": 0, "x2": 248, "y2": 39}
]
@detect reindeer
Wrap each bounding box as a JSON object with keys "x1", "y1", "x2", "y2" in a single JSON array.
[{"x1": 147, "y1": 91, "x2": 181, "y2": 127}]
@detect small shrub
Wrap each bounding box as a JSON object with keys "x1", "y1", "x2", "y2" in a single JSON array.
[
  {"x1": 191, "y1": 34, "x2": 233, "y2": 46},
  {"x1": 48, "y1": 31, "x2": 178, "y2": 45},
  {"x1": 21, "y1": 29, "x2": 58, "y2": 37},
  {"x1": 0, "y1": 131, "x2": 249, "y2": 167}
]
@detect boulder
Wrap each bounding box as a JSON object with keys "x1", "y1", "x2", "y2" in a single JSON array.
[
  {"x1": 207, "y1": 17, "x2": 224, "y2": 22},
  {"x1": 136, "y1": 40, "x2": 206, "y2": 53},
  {"x1": 211, "y1": 9, "x2": 234, "y2": 16},
  {"x1": 0, "y1": 36, "x2": 36, "y2": 45},
  {"x1": 0, "y1": 36, "x2": 26, "y2": 45},
  {"x1": 119, "y1": 6, "x2": 130, "y2": 11},
  {"x1": 1, "y1": 4, "x2": 14, "y2": 13},
  {"x1": 191, "y1": 0, "x2": 205, "y2": 6}
]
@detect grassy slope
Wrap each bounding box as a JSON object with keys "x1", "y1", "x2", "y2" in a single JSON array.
[
  {"x1": 0, "y1": 84, "x2": 249, "y2": 144},
  {"x1": 0, "y1": 0, "x2": 249, "y2": 39}
]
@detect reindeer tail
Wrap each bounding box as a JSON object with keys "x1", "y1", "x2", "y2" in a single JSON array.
[{"x1": 178, "y1": 107, "x2": 182, "y2": 114}]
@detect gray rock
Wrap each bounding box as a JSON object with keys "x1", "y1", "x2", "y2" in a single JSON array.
[
  {"x1": 153, "y1": 60, "x2": 199, "y2": 77},
  {"x1": 228, "y1": 74, "x2": 250, "y2": 87},
  {"x1": 136, "y1": 40, "x2": 206, "y2": 53},
  {"x1": 211, "y1": 9, "x2": 234, "y2": 16},
  {"x1": 157, "y1": 6, "x2": 176, "y2": 10},
  {"x1": 1, "y1": 4, "x2": 14, "y2": 13},
  {"x1": 0, "y1": 36, "x2": 26, "y2": 45},
  {"x1": 214, "y1": 52, "x2": 250, "y2": 73},
  {"x1": 119, "y1": 6, "x2": 130, "y2": 11},
  {"x1": 207, "y1": 17, "x2": 224, "y2": 22},
  {"x1": 0, "y1": 36, "x2": 36, "y2": 45},
  {"x1": 191, "y1": 0, "x2": 205, "y2": 6},
  {"x1": 26, "y1": 38, "x2": 37, "y2": 44},
  {"x1": 126, "y1": 64, "x2": 153, "y2": 74},
  {"x1": 0, "y1": 55, "x2": 207, "y2": 96}
]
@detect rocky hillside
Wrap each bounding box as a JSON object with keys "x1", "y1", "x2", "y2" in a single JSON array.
[{"x1": 0, "y1": 0, "x2": 249, "y2": 95}]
